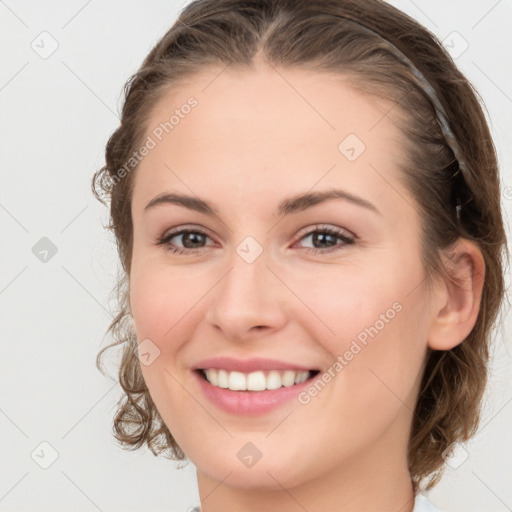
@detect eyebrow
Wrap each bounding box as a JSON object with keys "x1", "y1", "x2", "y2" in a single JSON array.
[{"x1": 144, "y1": 189, "x2": 381, "y2": 217}]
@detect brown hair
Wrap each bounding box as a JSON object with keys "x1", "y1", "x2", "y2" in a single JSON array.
[{"x1": 92, "y1": 0, "x2": 508, "y2": 492}]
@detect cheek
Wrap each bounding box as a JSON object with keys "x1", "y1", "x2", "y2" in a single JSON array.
[
  {"x1": 129, "y1": 262, "x2": 203, "y2": 348},
  {"x1": 128, "y1": 263, "x2": 206, "y2": 432},
  {"x1": 289, "y1": 256, "x2": 429, "y2": 411},
  {"x1": 286, "y1": 255, "x2": 424, "y2": 345}
]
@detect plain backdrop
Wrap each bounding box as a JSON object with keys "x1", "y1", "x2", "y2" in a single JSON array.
[{"x1": 0, "y1": 1, "x2": 511, "y2": 511}]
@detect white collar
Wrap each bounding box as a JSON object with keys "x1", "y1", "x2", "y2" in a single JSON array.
[{"x1": 413, "y1": 494, "x2": 440, "y2": 512}]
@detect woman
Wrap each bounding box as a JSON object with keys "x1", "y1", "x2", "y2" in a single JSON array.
[{"x1": 93, "y1": 1, "x2": 507, "y2": 510}]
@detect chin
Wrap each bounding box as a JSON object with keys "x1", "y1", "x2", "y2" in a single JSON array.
[{"x1": 192, "y1": 448, "x2": 310, "y2": 491}]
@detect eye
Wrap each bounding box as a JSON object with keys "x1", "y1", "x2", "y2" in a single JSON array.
[
  {"x1": 156, "y1": 224, "x2": 355, "y2": 256},
  {"x1": 293, "y1": 224, "x2": 355, "y2": 254},
  {"x1": 157, "y1": 226, "x2": 215, "y2": 255}
]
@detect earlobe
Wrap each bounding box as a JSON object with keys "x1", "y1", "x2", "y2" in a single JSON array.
[{"x1": 427, "y1": 239, "x2": 485, "y2": 351}]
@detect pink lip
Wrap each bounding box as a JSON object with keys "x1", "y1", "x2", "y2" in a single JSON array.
[
  {"x1": 193, "y1": 356, "x2": 314, "y2": 373},
  {"x1": 193, "y1": 370, "x2": 315, "y2": 416}
]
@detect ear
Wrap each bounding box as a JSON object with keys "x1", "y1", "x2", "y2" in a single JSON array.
[{"x1": 427, "y1": 238, "x2": 485, "y2": 350}]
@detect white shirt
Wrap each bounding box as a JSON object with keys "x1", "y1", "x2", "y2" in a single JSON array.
[
  {"x1": 192, "y1": 494, "x2": 440, "y2": 511},
  {"x1": 413, "y1": 494, "x2": 440, "y2": 511}
]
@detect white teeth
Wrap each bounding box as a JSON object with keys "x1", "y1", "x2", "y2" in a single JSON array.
[
  {"x1": 202, "y1": 369, "x2": 311, "y2": 391},
  {"x1": 217, "y1": 369, "x2": 229, "y2": 389},
  {"x1": 228, "y1": 371, "x2": 246, "y2": 390},
  {"x1": 266, "y1": 370, "x2": 282, "y2": 390},
  {"x1": 294, "y1": 371, "x2": 308, "y2": 384},
  {"x1": 247, "y1": 371, "x2": 266, "y2": 391},
  {"x1": 205, "y1": 369, "x2": 218, "y2": 387},
  {"x1": 283, "y1": 370, "x2": 296, "y2": 387}
]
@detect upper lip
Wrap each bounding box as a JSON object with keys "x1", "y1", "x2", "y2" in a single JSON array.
[{"x1": 193, "y1": 357, "x2": 316, "y2": 373}]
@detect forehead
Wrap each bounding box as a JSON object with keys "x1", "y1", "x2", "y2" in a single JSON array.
[
  {"x1": 145, "y1": 64, "x2": 401, "y2": 147},
  {"x1": 132, "y1": 65, "x2": 409, "y2": 214}
]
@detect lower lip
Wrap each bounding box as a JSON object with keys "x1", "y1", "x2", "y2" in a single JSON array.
[{"x1": 193, "y1": 370, "x2": 315, "y2": 416}]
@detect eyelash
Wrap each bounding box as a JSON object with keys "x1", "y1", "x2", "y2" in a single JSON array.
[{"x1": 156, "y1": 224, "x2": 355, "y2": 256}]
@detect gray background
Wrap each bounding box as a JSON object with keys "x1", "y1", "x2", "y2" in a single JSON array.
[{"x1": 0, "y1": 1, "x2": 510, "y2": 511}]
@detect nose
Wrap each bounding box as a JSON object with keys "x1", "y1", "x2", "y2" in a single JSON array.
[{"x1": 205, "y1": 243, "x2": 289, "y2": 342}]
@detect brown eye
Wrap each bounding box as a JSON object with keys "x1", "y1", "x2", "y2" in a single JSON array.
[
  {"x1": 157, "y1": 228, "x2": 214, "y2": 255},
  {"x1": 294, "y1": 225, "x2": 355, "y2": 254},
  {"x1": 173, "y1": 231, "x2": 207, "y2": 249}
]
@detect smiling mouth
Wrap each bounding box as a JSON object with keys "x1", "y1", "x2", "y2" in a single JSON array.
[{"x1": 198, "y1": 368, "x2": 320, "y2": 392}]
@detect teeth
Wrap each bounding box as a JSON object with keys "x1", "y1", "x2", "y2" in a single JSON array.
[
  {"x1": 294, "y1": 371, "x2": 308, "y2": 384},
  {"x1": 283, "y1": 370, "x2": 296, "y2": 386},
  {"x1": 205, "y1": 369, "x2": 218, "y2": 387},
  {"x1": 228, "y1": 371, "x2": 246, "y2": 390},
  {"x1": 247, "y1": 371, "x2": 266, "y2": 391},
  {"x1": 217, "y1": 369, "x2": 229, "y2": 389},
  {"x1": 202, "y1": 369, "x2": 311, "y2": 391},
  {"x1": 266, "y1": 370, "x2": 282, "y2": 390}
]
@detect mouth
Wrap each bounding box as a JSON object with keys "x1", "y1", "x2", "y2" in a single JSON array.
[
  {"x1": 192, "y1": 357, "x2": 324, "y2": 415},
  {"x1": 196, "y1": 368, "x2": 321, "y2": 391}
]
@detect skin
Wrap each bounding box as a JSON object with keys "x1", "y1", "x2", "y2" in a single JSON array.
[{"x1": 128, "y1": 59, "x2": 484, "y2": 512}]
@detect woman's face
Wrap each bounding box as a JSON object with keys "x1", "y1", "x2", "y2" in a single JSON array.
[{"x1": 129, "y1": 64, "x2": 438, "y2": 489}]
